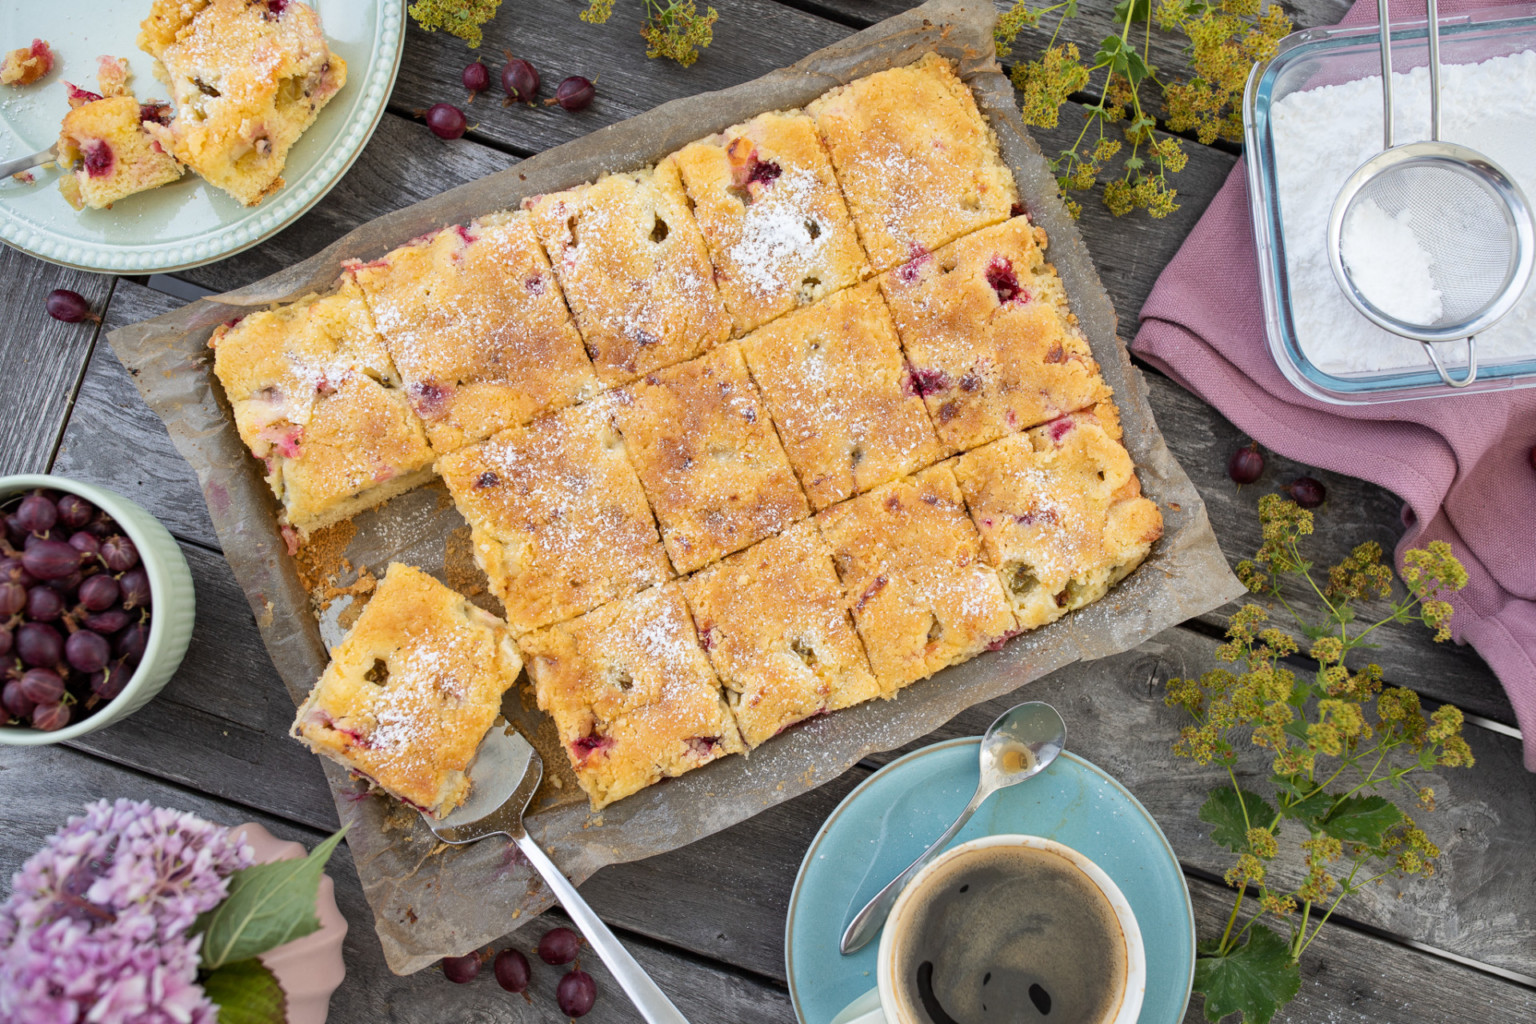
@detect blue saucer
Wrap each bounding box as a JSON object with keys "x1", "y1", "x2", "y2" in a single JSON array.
[{"x1": 786, "y1": 739, "x2": 1194, "y2": 1024}]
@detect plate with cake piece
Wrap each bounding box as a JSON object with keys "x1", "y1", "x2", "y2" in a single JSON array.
[{"x1": 0, "y1": 0, "x2": 402, "y2": 273}]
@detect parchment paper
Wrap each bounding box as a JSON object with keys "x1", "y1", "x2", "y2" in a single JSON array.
[{"x1": 108, "y1": 0, "x2": 1246, "y2": 974}]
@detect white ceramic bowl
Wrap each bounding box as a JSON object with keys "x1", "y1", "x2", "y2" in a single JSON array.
[{"x1": 0, "y1": 475, "x2": 195, "y2": 745}]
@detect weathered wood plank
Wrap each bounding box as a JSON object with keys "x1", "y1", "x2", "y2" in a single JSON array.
[
  {"x1": 388, "y1": 0, "x2": 849, "y2": 156},
  {"x1": 0, "y1": 246, "x2": 113, "y2": 475},
  {"x1": 5, "y1": 740, "x2": 1535, "y2": 1024},
  {"x1": 54, "y1": 283, "x2": 221, "y2": 548},
  {"x1": 0, "y1": 744, "x2": 795, "y2": 1024}
]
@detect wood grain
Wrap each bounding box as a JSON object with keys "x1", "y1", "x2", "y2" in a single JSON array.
[{"x1": 0, "y1": 247, "x2": 113, "y2": 475}]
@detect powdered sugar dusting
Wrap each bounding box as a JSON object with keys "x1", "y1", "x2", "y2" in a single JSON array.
[{"x1": 729, "y1": 169, "x2": 828, "y2": 297}]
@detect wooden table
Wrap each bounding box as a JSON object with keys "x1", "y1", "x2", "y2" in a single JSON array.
[{"x1": 3, "y1": 2, "x2": 1533, "y2": 1021}]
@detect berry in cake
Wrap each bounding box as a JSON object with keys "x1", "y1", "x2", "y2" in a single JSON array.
[
  {"x1": 880, "y1": 217, "x2": 1106, "y2": 452},
  {"x1": 612, "y1": 344, "x2": 809, "y2": 574},
  {"x1": 437, "y1": 401, "x2": 673, "y2": 635},
  {"x1": 349, "y1": 211, "x2": 601, "y2": 454},
  {"x1": 525, "y1": 165, "x2": 731, "y2": 385},
  {"x1": 951, "y1": 403, "x2": 1163, "y2": 630},
  {"x1": 1, "y1": 40, "x2": 53, "y2": 87},
  {"x1": 290, "y1": 563, "x2": 523, "y2": 818},
  {"x1": 56, "y1": 93, "x2": 184, "y2": 211},
  {"x1": 682, "y1": 521, "x2": 881, "y2": 748},
  {"x1": 138, "y1": 0, "x2": 347, "y2": 206},
  {"x1": 210, "y1": 277, "x2": 435, "y2": 543},
  {"x1": 814, "y1": 465, "x2": 1016, "y2": 692},
  {"x1": 807, "y1": 52, "x2": 1018, "y2": 273},
  {"x1": 519, "y1": 583, "x2": 744, "y2": 810},
  {"x1": 670, "y1": 110, "x2": 868, "y2": 335},
  {"x1": 738, "y1": 282, "x2": 942, "y2": 510}
]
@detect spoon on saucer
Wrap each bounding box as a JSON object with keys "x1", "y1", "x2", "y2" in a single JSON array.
[{"x1": 838, "y1": 701, "x2": 1067, "y2": 955}]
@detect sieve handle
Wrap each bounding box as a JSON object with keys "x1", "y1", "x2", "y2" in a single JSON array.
[
  {"x1": 1427, "y1": 0, "x2": 1442, "y2": 140},
  {"x1": 1422, "y1": 337, "x2": 1478, "y2": 388},
  {"x1": 1378, "y1": 0, "x2": 1394, "y2": 148}
]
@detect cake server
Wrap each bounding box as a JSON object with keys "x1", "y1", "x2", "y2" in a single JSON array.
[
  {"x1": 839, "y1": 701, "x2": 1067, "y2": 954},
  {"x1": 422, "y1": 724, "x2": 691, "y2": 1024}
]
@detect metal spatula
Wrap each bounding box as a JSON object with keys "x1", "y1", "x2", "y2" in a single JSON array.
[{"x1": 422, "y1": 725, "x2": 691, "y2": 1024}]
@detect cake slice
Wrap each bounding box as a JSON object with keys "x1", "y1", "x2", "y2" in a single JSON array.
[
  {"x1": 437, "y1": 401, "x2": 673, "y2": 635},
  {"x1": 138, "y1": 0, "x2": 346, "y2": 206},
  {"x1": 952, "y1": 403, "x2": 1163, "y2": 630},
  {"x1": 670, "y1": 110, "x2": 868, "y2": 335},
  {"x1": 56, "y1": 85, "x2": 182, "y2": 210},
  {"x1": 350, "y1": 212, "x2": 601, "y2": 454},
  {"x1": 682, "y1": 522, "x2": 881, "y2": 748},
  {"x1": 739, "y1": 282, "x2": 941, "y2": 510},
  {"x1": 612, "y1": 344, "x2": 809, "y2": 574},
  {"x1": 290, "y1": 563, "x2": 523, "y2": 819},
  {"x1": 526, "y1": 165, "x2": 731, "y2": 385},
  {"x1": 814, "y1": 465, "x2": 1016, "y2": 692},
  {"x1": 520, "y1": 583, "x2": 744, "y2": 810},
  {"x1": 880, "y1": 217, "x2": 1106, "y2": 452},
  {"x1": 807, "y1": 52, "x2": 1017, "y2": 273},
  {"x1": 210, "y1": 278, "x2": 434, "y2": 543}
]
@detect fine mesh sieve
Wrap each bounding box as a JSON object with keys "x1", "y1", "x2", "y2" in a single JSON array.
[{"x1": 1326, "y1": 0, "x2": 1535, "y2": 387}]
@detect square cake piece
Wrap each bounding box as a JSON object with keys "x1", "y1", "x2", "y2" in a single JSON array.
[
  {"x1": 138, "y1": 0, "x2": 346, "y2": 206},
  {"x1": 527, "y1": 165, "x2": 731, "y2": 385},
  {"x1": 350, "y1": 211, "x2": 601, "y2": 454},
  {"x1": 739, "y1": 282, "x2": 942, "y2": 510},
  {"x1": 683, "y1": 522, "x2": 881, "y2": 748},
  {"x1": 210, "y1": 278, "x2": 435, "y2": 542},
  {"x1": 952, "y1": 403, "x2": 1163, "y2": 630},
  {"x1": 437, "y1": 401, "x2": 673, "y2": 635},
  {"x1": 290, "y1": 563, "x2": 523, "y2": 819},
  {"x1": 520, "y1": 583, "x2": 744, "y2": 810},
  {"x1": 670, "y1": 110, "x2": 868, "y2": 335},
  {"x1": 56, "y1": 92, "x2": 183, "y2": 210},
  {"x1": 815, "y1": 465, "x2": 1016, "y2": 692},
  {"x1": 807, "y1": 52, "x2": 1017, "y2": 273},
  {"x1": 613, "y1": 344, "x2": 809, "y2": 574},
  {"x1": 880, "y1": 217, "x2": 1106, "y2": 452}
]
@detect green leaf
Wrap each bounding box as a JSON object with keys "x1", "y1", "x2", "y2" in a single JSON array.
[
  {"x1": 194, "y1": 829, "x2": 346, "y2": 970},
  {"x1": 1320, "y1": 795, "x2": 1402, "y2": 847},
  {"x1": 1113, "y1": 0, "x2": 1151, "y2": 22},
  {"x1": 1194, "y1": 924, "x2": 1301, "y2": 1024},
  {"x1": 1093, "y1": 36, "x2": 1152, "y2": 86},
  {"x1": 1063, "y1": 0, "x2": 1080, "y2": 16},
  {"x1": 1275, "y1": 778, "x2": 1331, "y2": 828},
  {"x1": 1281, "y1": 719, "x2": 1311, "y2": 743},
  {"x1": 1199, "y1": 787, "x2": 1277, "y2": 852},
  {"x1": 203, "y1": 959, "x2": 287, "y2": 1024}
]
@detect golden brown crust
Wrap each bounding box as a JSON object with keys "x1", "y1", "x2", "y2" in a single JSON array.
[
  {"x1": 613, "y1": 344, "x2": 809, "y2": 574},
  {"x1": 143, "y1": 0, "x2": 345, "y2": 206},
  {"x1": 351, "y1": 212, "x2": 601, "y2": 454},
  {"x1": 670, "y1": 110, "x2": 869, "y2": 335},
  {"x1": 880, "y1": 217, "x2": 1107, "y2": 452},
  {"x1": 807, "y1": 53, "x2": 1017, "y2": 273},
  {"x1": 952, "y1": 404, "x2": 1163, "y2": 629},
  {"x1": 739, "y1": 282, "x2": 942, "y2": 510},
  {"x1": 437, "y1": 401, "x2": 673, "y2": 636},
  {"x1": 520, "y1": 583, "x2": 744, "y2": 809},
  {"x1": 682, "y1": 521, "x2": 880, "y2": 748},
  {"x1": 289, "y1": 563, "x2": 523, "y2": 818},
  {"x1": 527, "y1": 166, "x2": 731, "y2": 385},
  {"x1": 814, "y1": 465, "x2": 1016, "y2": 692},
  {"x1": 210, "y1": 279, "x2": 434, "y2": 536}
]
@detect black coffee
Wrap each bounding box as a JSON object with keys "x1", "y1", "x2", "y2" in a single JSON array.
[{"x1": 889, "y1": 845, "x2": 1128, "y2": 1024}]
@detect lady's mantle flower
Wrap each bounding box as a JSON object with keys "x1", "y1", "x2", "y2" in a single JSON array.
[{"x1": 0, "y1": 799, "x2": 253, "y2": 1024}]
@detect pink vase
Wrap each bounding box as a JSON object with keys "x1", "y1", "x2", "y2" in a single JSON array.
[{"x1": 229, "y1": 824, "x2": 349, "y2": 1024}]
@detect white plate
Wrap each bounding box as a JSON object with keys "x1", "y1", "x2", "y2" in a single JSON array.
[{"x1": 0, "y1": 0, "x2": 403, "y2": 274}]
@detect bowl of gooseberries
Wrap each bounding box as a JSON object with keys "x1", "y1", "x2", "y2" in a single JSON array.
[{"x1": 0, "y1": 476, "x2": 194, "y2": 745}]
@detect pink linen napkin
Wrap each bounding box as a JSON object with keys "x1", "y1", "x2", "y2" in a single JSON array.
[{"x1": 1132, "y1": 0, "x2": 1536, "y2": 765}]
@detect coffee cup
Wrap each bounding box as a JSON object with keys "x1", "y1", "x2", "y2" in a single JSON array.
[{"x1": 830, "y1": 834, "x2": 1145, "y2": 1024}]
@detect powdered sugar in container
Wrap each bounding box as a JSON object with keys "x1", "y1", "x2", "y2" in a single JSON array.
[{"x1": 1244, "y1": 4, "x2": 1536, "y2": 404}]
